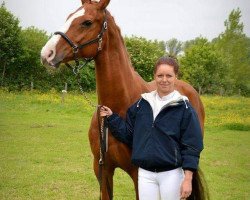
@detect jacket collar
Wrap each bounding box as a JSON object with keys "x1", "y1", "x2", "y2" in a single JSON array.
[{"x1": 141, "y1": 90, "x2": 189, "y2": 109}]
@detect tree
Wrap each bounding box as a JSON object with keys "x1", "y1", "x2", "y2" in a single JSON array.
[
  {"x1": 0, "y1": 3, "x2": 23, "y2": 86},
  {"x1": 125, "y1": 36, "x2": 165, "y2": 81},
  {"x1": 165, "y1": 38, "x2": 183, "y2": 58},
  {"x1": 213, "y1": 8, "x2": 250, "y2": 95},
  {"x1": 180, "y1": 37, "x2": 226, "y2": 94},
  {"x1": 15, "y1": 27, "x2": 49, "y2": 88}
]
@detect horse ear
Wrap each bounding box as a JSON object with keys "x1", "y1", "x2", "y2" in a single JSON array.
[
  {"x1": 81, "y1": 0, "x2": 91, "y2": 4},
  {"x1": 81, "y1": 0, "x2": 110, "y2": 9},
  {"x1": 91, "y1": 0, "x2": 110, "y2": 9}
]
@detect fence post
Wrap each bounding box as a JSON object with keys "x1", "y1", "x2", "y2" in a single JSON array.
[
  {"x1": 220, "y1": 87, "x2": 224, "y2": 96},
  {"x1": 65, "y1": 82, "x2": 68, "y2": 91},
  {"x1": 31, "y1": 82, "x2": 34, "y2": 91},
  {"x1": 198, "y1": 86, "x2": 201, "y2": 95},
  {"x1": 61, "y1": 83, "x2": 68, "y2": 103}
]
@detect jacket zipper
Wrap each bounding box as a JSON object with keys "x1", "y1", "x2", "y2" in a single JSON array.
[
  {"x1": 174, "y1": 147, "x2": 178, "y2": 166},
  {"x1": 151, "y1": 104, "x2": 180, "y2": 166},
  {"x1": 141, "y1": 98, "x2": 183, "y2": 167}
]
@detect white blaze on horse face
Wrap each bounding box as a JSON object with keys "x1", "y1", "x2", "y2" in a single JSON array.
[
  {"x1": 59, "y1": 8, "x2": 85, "y2": 34},
  {"x1": 41, "y1": 8, "x2": 85, "y2": 65}
]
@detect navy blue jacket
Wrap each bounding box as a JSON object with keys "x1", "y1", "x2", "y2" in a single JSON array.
[{"x1": 107, "y1": 98, "x2": 203, "y2": 171}]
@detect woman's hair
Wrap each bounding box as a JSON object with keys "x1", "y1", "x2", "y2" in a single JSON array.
[{"x1": 153, "y1": 56, "x2": 179, "y2": 75}]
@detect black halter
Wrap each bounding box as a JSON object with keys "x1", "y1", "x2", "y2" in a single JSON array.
[{"x1": 54, "y1": 10, "x2": 108, "y2": 74}]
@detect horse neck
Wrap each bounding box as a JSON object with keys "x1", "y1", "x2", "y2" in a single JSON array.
[{"x1": 94, "y1": 17, "x2": 146, "y2": 113}]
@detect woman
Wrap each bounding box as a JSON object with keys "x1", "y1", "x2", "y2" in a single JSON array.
[{"x1": 100, "y1": 57, "x2": 203, "y2": 200}]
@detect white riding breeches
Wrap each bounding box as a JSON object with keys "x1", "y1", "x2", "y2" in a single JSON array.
[{"x1": 138, "y1": 167, "x2": 184, "y2": 200}]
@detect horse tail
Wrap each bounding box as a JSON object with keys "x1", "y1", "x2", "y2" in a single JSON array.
[{"x1": 189, "y1": 168, "x2": 210, "y2": 200}]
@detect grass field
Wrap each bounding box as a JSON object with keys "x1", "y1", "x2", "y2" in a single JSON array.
[{"x1": 0, "y1": 90, "x2": 249, "y2": 200}]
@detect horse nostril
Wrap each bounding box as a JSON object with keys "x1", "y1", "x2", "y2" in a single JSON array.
[
  {"x1": 41, "y1": 43, "x2": 57, "y2": 65},
  {"x1": 48, "y1": 50, "x2": 54, "y2": 58}
]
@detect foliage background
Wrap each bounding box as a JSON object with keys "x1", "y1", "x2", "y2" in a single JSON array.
[{"x1": 0, "y1": 4, "x2": 249, "y2": 95}]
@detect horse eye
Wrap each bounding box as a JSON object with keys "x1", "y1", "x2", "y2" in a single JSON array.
[{"x1": 81, "y1": 20, "x2": 93, "y2": 28}]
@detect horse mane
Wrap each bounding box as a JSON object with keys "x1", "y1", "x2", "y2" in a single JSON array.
[
  {"x1": 106, "y1": 11, "x2": 136, "y2": 70},
  {"x1": 104, "y1": 11, "x2": 154, "y2": 94}
]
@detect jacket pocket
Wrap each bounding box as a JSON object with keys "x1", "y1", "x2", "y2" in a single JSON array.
[{"x1": 171, "y1": 141, "x2": 181, "y2": 167}]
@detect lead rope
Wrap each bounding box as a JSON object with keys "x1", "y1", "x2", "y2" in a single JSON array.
[
  {"x1": 65, "y1": 59, "x2": 97, "y2": 108},
  {"x1": 71, "y1": 66, "x2": 112, "y2": 199},
  {"x1": 97, "y1": 107, "x2": 113, "y2": 200},
  {"x1": 97, "y1": 108, "x2": 104, "y2": 200}
]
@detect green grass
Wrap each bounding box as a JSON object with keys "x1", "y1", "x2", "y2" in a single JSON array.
[{"x1": 0, "y1": 90, "x2": 249, "y2": 199}]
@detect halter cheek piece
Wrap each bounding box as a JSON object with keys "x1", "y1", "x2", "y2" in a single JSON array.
[{"x1": 54, "y1": 10, "x2": 108, "y2": 74}]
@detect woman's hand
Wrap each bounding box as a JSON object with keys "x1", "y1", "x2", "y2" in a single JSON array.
[
  {"x1": 100, "y1": 106, "x2": 113, "y2": 117},
  {"x1": 180, "y1": 170, "x2": 193, "y2": 199}
]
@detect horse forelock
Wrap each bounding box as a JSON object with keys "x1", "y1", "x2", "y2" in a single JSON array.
[{"x1": 60, "y1": 7, "x2": 85, "y2": 35}]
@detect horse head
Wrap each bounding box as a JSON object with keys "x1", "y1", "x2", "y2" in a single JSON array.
[{"x1": 41, "y1": 0, "x2": 110, "y2": 68}]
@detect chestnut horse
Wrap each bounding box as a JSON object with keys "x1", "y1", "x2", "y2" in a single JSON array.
[{"x1": 41, "y1": 0, "x2": 208, "y2": 199}]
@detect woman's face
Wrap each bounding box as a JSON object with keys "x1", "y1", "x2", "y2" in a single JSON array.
[{"x1": 154, "y1": 64, "x2": 176, "y2": 97}]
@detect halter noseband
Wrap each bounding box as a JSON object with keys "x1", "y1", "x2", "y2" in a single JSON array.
[{"x1": 54, "y1": 10, "x2": 108, "y2": 73}]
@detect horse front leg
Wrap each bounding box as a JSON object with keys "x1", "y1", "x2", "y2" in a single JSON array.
[
  {"x1": 128, "y1": 167, "x2": 139, "y2": 200},
  {"x1": 93, "y1": 158, "x2": 114, "y2": 200}
]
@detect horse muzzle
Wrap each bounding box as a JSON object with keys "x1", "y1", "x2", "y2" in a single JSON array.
[{"x1": 40, "y1": 45, "x2": 64, "y2": 68}]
